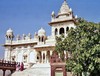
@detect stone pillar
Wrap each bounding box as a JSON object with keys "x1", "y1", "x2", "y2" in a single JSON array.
[
  {"x1": 50, "y1": 51, "x2": 53, "y2": 56},
  {"x1": 3, "y1": 70, "x2": 6, "y2": 76},
  {"x1": 44, "y1": 51, "x2": 47, "y2": 63},
  {"x1": 52, "y1": 27, "x2": 55, "y2": 37},
  {"x1": 15, "y1": 47, "x2": 18, "y2": 62},
  {"x1": 27, "y1": 46, "x2": 30, "y2": 63},
  {"x1": 58, "y1": 28, "x2": 60, "y2": 36},
  {"x1": 5, "y1": 47, "x2": 11, "y2": 61},
  {"x1": 42, "y1": 51, "x2": 44, "y2": 63},
  {"x1": 22, "y1": 49, "x2": 24, "y2": 63},
  {"x1": 4, "y1": 48, "x2": 8, "y2": 60}
]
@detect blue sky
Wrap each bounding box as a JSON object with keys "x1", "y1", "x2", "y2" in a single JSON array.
[{"x1": 0, "y1": 0, "x2": 100, "y2": 58}]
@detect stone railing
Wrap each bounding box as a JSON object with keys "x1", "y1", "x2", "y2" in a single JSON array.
[
  {"x1": 5, "y1": 38, "x2": 38, "y2": 45},
  {"x1": 0, "y1": 60, "x2": 17, "y2": 69},
  {"x1": 0, "y1": 60, "x2": 18, "y2": 76}
]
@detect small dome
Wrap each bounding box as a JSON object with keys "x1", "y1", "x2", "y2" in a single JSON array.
[
  {"x1": 7, "y1": 28, "x2": 13, "y2": 33},
  {"x1": 6, "y1": 28, "x2": 14, "y2": 39},
  {"x1": 38, "y1": 28, "x2": 46, "y2": 36},
  {"x1": 6, "y1": 28, "x2": 13, "y2": 36}
]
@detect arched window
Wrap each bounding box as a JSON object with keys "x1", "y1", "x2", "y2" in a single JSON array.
[
  {"x1": 42, "y1": 36, "x2": 44, "y2": 42},
  {"x1": 55, "y1": 28, "x2": 58, "y2": 35},
  {"x1": 59, "y1": 28, "x2": 64, "y2": 34},
  {"x1": 66, "y1": 27, "x2": 69, "y2": 31}
]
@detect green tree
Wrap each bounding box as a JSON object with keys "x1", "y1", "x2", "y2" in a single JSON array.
[{"x1": 55, "y1": 18, "x2": 100, "y2": 76}]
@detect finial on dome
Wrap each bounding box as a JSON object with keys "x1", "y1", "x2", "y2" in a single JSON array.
[
  {"x1": 38, "y1": 27, "x2": 46, "y2": 36},
  {"x1": 51, "y1": 11, "x2": 55, "y2": 16},
  {"x1": 22, "y1": 34, "x2": 26, "y2": 40},
  {"x1": 51, "y1": 11, "x2": 55, "y2": 20},
  {"x1": 28, "y1": 33, "x2": 31, "y2": 39},
  {"x1": 16, "y1": 34, "x2": 20, "y2": 40}
]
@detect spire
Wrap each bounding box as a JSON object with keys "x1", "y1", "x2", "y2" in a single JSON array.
[{"x1": 58, "y1": 0, "x2": 71, "y2": 16}]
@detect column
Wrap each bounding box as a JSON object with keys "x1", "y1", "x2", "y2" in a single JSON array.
[
  {"x1": 15, "y1": 47, "x2": 18, "y2": 62},
  {"x1": 6, "y1": 47, "x2": 11, "y2": 61},
  {"x1": 58, "y1": 28, "x2": 60, "y2": 36},
  {"x1": 44, "y1": 51, "x2": 47, "y2": 63},
  {"x1": 22, "y1": 48, "x2": 24, "y2": 63},
  {"x1": 52, "y1": 27, "x2": 55, "y2": 37},
  {"x1": 50, "y1": 51, "x2": 53, "y2": 56},
  {"x1": 4, "y1": 48, "x2": 8, "y2": 60},
  {"x1": 41, "y1": 51, "x2": 43, "y2": 63},
  {"x1": 3, "y1": 70, "x2": 6, "y2": 76},
  {"x1": 27, "y1": 46, "x2": 30, "y2": 63}
]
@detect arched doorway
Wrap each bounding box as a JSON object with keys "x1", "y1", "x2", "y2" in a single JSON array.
[
  {"x1": 37, "y1": 51, "x2": 41, "y2": 63},
  {"x1": 29, "y1": 52, "x2": 35, "y2": 63},
  {"x1": 17, "y1": 52, "x2": 22, "y2": 62}
]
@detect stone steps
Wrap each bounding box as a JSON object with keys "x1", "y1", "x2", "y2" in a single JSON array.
[{"x1": 11, "y1": 63, "x2": 51, "y2": 76}]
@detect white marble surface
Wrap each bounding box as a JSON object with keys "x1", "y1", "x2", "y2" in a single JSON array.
[{"x1": 12, "y1": 63, "x2": 51, "y2": 76}]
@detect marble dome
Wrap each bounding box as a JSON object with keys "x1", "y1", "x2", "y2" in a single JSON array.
[{"x1": 38, "y1": 28, "x2": 46, "y2": 36}]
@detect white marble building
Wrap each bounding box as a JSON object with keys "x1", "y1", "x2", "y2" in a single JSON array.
[{"x1": 4, "y1": 0, "x2": 77, "y2": 69}]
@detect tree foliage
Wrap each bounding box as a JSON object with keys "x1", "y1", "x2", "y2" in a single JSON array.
[{"x1": 55, "y1": 18, "x2": 100, "y2": 76}]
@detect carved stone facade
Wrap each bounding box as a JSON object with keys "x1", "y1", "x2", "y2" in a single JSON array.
[{"x1": 3, "y1": 0, "x2": 76, "y2": 69}]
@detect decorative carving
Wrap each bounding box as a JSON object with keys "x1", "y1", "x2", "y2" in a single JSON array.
[
  {"x1": 22, "y1": 34, "x2": 26, "y2": 40},
  {"x1": 28, "y1": 33, "x2": 31, "y2": 39},
  {"x1": 50, "y1": 51, "x2": 67, "y2": 76},
  {"x1": 16, "y1": 35, "x2": 20, "y2": 40}
]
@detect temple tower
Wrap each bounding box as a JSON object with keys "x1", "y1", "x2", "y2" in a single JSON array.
[{"x1": 49, "y1": 0, "x2": 77, "y2": 37}]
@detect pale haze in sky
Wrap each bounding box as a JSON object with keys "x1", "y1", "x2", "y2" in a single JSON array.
[{"x1": 0, "y1": 0, "x2": 100, "y2": 58}]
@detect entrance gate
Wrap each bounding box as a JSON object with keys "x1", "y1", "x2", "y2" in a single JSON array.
[{"x1": 50, "y1": 51, "x2": 67, "y2": 76}]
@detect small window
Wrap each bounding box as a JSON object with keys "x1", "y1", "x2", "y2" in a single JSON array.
[
  {"x1": 42, "y1": 36, "x2": 44, "y2": 42},
  {"x1": 59, "y1": 28, "x2": 64, "y2": 34},
  {"x1": 66, "y1": 27, "x2": 69, "y2": 31}
]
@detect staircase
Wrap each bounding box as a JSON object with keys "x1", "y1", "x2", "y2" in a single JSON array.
[{"x1": 11, "y1": 63, "x2": 51, "y2": 76}]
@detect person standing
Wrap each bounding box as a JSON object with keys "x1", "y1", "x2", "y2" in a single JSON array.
[{"x1": 20, "y1": 62, "x2": 24, "y2": 71}]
